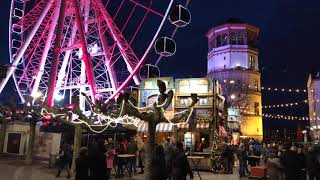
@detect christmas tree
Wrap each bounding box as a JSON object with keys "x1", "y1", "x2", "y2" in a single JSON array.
[{"x1": 210, "y1": 131, "x2": 224, "y2": 173}]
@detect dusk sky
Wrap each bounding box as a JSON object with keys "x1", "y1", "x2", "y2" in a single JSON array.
[{"x1": 1, "y1": 0, "x2": 320, "y2": 128}]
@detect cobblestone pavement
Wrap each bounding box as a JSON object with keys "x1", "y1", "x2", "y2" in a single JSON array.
[{"x1": 0, "y1": 159, "x2": 250, "y2": 180}]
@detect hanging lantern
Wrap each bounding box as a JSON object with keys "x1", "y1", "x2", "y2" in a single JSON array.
[
  {"x1": 169, "y1": 5, "x2": 191, "y2": 27},
  {"x1": 154, "y1": 37, "x2": 176, "y2": 57}
]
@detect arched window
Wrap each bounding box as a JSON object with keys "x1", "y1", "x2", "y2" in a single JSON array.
[
  {"x1": 230, "y1": 32, "x2": 237, "y2": 45},
  {"x1": 216, "y1": 35, "x2": 222, "y2": 47},
  {"x1": 237, "y1": 32, "x2": 244, "y2": 45},
  {"x1": 222, "y1": 34, "x2": 228, "y2": 46}
]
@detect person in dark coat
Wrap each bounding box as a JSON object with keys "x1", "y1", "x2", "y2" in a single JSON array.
[
  {"x1": 297, "y1": 147, "x2": 306, "y2": 180},
  {"x1": 237, "y1": 143, "x2": 247, "y2": 177},
  {"x1": 89, "y1": 140, "x2": 108, "y2": 180},
  {"x1": 75, "y1": 147, "x2": 89, "y2": 180},
  {"x1": 127, "y1": 138, "x2": 138, "y2": 176},
  {"x1": 171, "y1": 142, "x2": 194, "y2": 180},
  {"x1": 306, "y1": 146, "x2": 320, "y2": 180},
  {"x1": 222, "y1": 143, "x2": 232, "y2": 174},
  {"x1": 151, "y1": 145, "x2": 168, "y2": 180},
  {"x1": 56, "y1": 142, "x2": 72, "y2": 178},
  {"x1": 115, "y1": 141, "x2": 126, "y2": 178},
  {"x1": 280, "y1": 146, "x2": 300, "y2": 180}
]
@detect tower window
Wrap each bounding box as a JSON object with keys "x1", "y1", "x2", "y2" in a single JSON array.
[
  {"x1": 216, "y1": 35, "x2": 221, "y2": 47},
  {"x1": 254, "y1": 102, "x2": 259, "y2": 115},
  {"x1": 237, "y1": 32, "x2": 244, "y2": 45},
  {"x1": 230, "y1": 32, "x2": 237, "y2": 45},
  {"x1": 249, "y1": 56, "x2": 255, "y2": 69}
]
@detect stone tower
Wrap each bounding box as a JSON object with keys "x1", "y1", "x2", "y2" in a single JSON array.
[{"x1": 206, "y1": 19, "x2": 263, "y2": 140}]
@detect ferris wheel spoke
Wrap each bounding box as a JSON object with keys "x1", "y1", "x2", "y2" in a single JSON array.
[
  {"x1": 0, "y1": 0, "x2": 55, "y2": 95},
  {"x1": 129, "y1": 0, "x2": 164, "y2": 17},
  {"x1": 93, "y1": 0, "x2": 141, "y2": 85},
  {"x1": 72, "y1": 0, "x2": 96, "y2": 101}
]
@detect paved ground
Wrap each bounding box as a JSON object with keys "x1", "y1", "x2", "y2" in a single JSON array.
[{"x1": 0, "y1": 158, "x2": 250, "y2": 180}]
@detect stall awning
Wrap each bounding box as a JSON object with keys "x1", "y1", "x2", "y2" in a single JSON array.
[
  {"x1": 137, "y1": 122, "x2": 173, "y2": 132},
  {"x1": 177, "y1": 123, "x2": 209, "y2": 130}
]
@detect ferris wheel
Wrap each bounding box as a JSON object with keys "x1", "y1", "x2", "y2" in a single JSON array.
[{"x1": 2, "y1": 0, "x2": 191, "y2": 111}]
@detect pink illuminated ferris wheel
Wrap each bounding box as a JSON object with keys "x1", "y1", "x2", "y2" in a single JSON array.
[{"x1": 2, "y1": 0, "x2": 190, "y2": 110}]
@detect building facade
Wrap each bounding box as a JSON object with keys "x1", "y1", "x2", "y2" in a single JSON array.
[
  {"x1": 307, "y1": 71, "x2": 320, "y2": 143},
  {"x1": 206, "y1": 19, "x2": 263, "y2": 140},
  {"x1": 137, "y1": 77, "x2": 226, "y2": 147}
]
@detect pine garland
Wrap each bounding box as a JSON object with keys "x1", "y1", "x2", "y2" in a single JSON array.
[{"x1": 210, "y1": 131, "x2": 224, "y2": 173}]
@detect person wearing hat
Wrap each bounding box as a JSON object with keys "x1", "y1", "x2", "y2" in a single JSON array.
[
  {"x1": 197, "y1": 138, "x2": 207, "y2": 152},
  {"x1": 75, "y1": 147, "x2": 89, "y2": 180}
]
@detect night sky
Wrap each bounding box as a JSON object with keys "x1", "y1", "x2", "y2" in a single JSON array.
[{"x1": 1, "y1": 0, "x2": 320, "y2": 130}]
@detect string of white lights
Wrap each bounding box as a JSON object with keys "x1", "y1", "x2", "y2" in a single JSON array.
[
  {"x1": 221, "y1": 79, "x2": 310, "y2": 93},
  {"x1": 233, "y1": 99, "x2": 320, "y2": 110},
  {"x1": 261, "y1": 86, "x2": 308, "y2": 93},
  {"x1": 263, "y1": 113, "x2": 320, "y2": 121}
]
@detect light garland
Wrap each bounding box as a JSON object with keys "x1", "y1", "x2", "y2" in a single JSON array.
[
  {"x1": 263, "y1": 113, "x2": 320, "y2": 121},
  {"x1": 233, "y1": 99, "x2": 320, "y2": 110},
  {"x1": 221, "y1": 79, "x2": 309, "y2": 93},
  {"x1": 39, "y1": 94, "x2": 194, "y2": 133},
  {"x1": 261, "y1": 86, "x2": 307, "y2": 93}
]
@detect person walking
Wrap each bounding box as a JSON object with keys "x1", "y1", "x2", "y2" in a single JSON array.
[
  {"x1": 137, "y1": 136, "x2": 145, "y2": 174},
  {"x1": 56, "y1": 142, "x2": 72, "y2": 179},
  {"x1": 297, "y1": 146, "x2": 306, "y2": 180},
  {"x1": 151, "y1": 145, "x2": 168, "y2": 180},
  {"x1": 89, "y1": 140, "x2": 108, "y2": 180},
  {"x1": 280, "y1": 146, "x2": 300, "y2": 180},
  {"x1": 237, "y1": 143, "x2": 248, "y2": 177},
  {"x1": 127, "y1": 138, "x2": 138, "y2": 177},
  {"x1": 75, "y1": 147, "x2": 89, "y2": 180},
  {"x1": 171, "y1": 142, "x2": 194, "y2": 180},
  {"x1": 306, "y1": 146, "x2": 320, "y2": 180}
]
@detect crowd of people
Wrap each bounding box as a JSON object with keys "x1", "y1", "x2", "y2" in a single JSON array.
[
  {"x1": 55, "y1": 135, "x2": 320, "y2": 180},
  {"x1": 220, "y1": 138, "x2": 320, "y2": 180},
  {"x1": 55, "y1": 136, "x2": 194, "y2": 180}
]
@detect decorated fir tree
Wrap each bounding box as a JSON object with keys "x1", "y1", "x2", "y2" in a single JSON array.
[{"x1": 210, "y1": 131, "x2": 224, "y2": 173}]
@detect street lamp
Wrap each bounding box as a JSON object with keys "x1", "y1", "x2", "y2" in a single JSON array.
[{"x1": 230, "y1": 94, "x2": 236, "y2": 99}]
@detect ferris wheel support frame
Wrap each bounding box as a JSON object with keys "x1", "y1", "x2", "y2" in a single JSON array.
[
  {"x1": 0, "y1": 0, "x2": 55, "y2": 98},
  {"x1": 31, "y1": 0, "x2": 61, "y2": 97},
  {"x1": 46, "y1": 0, "x2": 66, "y2": 106}
]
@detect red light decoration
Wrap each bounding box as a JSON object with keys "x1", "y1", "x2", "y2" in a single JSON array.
[
  {"x1": 43, "y1": 113, "x2": 52, "y2": 120},
  {"x1": 66, "y1": 104, "x2": 76, "y2": 110}
]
